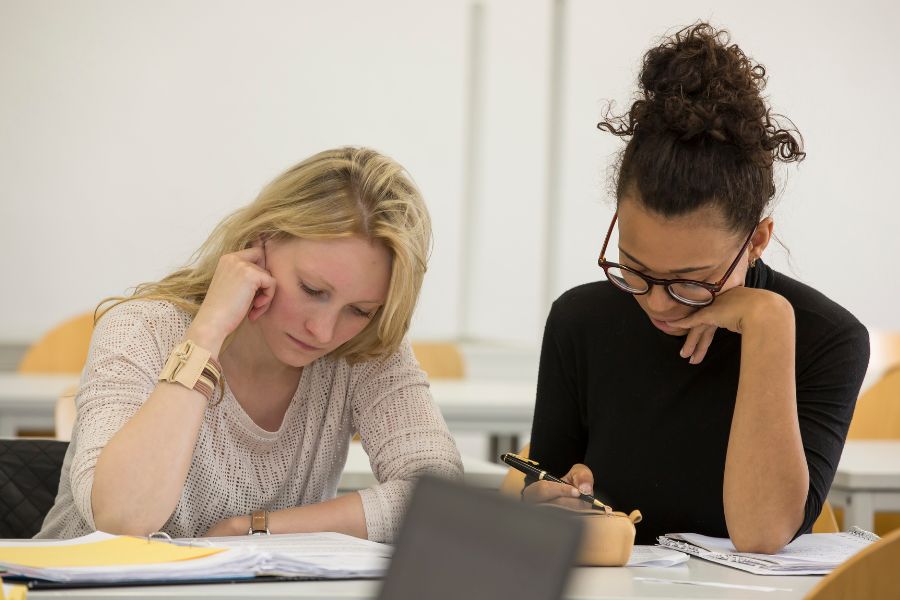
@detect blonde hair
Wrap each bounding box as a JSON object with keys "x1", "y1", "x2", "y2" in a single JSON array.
[{"x1": 99, "y1": 147, "x2": 431, "y2": 363}]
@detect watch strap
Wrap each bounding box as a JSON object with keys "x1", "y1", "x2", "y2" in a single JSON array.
[{"x1": 249, "y1": 510, "x2": 269, "y2": 535}]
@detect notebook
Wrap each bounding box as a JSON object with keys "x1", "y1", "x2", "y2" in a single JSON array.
[
  {"x1": 0, "y1": 531, "x2": 390, "y2": 588},
  {"x1": 377, "y1": 475, "x2": 584, "y2": 600},
  {"x1": 657, "y1": 527, "x2": 879, "y2": 575}
]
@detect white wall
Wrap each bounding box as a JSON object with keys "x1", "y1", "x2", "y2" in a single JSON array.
[
  {"x1": 2, "y1": 0, "x2": 899, "y2": 353},
  {"x1": 0, "y1": 0, "x2": 467, "y2": 341},
  {"x1": 555, "y1": 1, "x2": 900, "y2": 335}
]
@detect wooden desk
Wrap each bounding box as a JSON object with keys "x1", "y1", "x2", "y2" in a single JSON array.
[
  {"x1": 338, "y1": 442, "x2": 507, "y2": 492},
  {"x1": 27, "y1": 559, "x2": 823, "y2": 599},
  {"x1": 828, "y1": 439, "x2": 900, "y2": 531}
]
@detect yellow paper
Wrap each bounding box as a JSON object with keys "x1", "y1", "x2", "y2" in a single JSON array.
[
  {"x1": 0, "y1": 537, "x2": 223, "y2": 569},
  {"x1": 1, "y1": 577, "x2": 28, "y2": 600}
]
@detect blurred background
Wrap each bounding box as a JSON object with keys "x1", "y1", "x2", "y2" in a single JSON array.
[{"x1": 2, "y1": 1, "x2": 899, "y2": 458}]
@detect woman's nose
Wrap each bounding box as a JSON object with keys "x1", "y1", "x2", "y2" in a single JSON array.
[
  {"x1": 306, "y1": 307, "x2": 338, "y2": 345},
  {"x1": 645, "y1": 284, "x2": 679, "y2": 313}
]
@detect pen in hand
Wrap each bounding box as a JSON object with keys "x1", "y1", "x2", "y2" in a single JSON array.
[{"x1": 500, "y1": 452, "x2": 612, "y2": 514}]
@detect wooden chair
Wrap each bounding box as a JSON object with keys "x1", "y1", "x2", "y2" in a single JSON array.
[
  {"x1": 15, "y1": 312, "x2": 92, "y2": 437},
  {"x1": 842, "y1": 364, "x2": 900, "y2": 535},
  {"x1": 17, "y1": 312, "x2": 94, "y2": 374},
  {"x1": 804, "y1": 527, "x2": 900, "y2": 600},
  {"x1": 410, "y1": 341, "x2": 465, "y2": 379},
  {"x1": 813, "y1": 501, "x2": 840, "y2": 534},
  {"x1": 848, "y1": 366, "x2": 900, "y2": 439}
]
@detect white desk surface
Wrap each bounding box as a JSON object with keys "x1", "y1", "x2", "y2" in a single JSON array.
[
  {"x1": 0, "y1": 373, "x2": 79, "y2": 436},
  {"x1": 832, "y1": 440, "x2": 900, "y2": 489},
  {"x1": 426, "y1": 378, "x2": 535, "y2": 434},
  {"x1": 0, "y1": 374, "x2": 536, "y2": 437},
  {"x1": 27, "y1": 559, "x2": 823, "y2": 599},
  {"x1": 828, "y1": 439, "x2": 900, "y2": 531},
  {"x1": 0, "y1": 373, "x2": 79, "y2": 405},
  {"x1": 338, "y1": 442, "x2": 507, "y2": 491}
]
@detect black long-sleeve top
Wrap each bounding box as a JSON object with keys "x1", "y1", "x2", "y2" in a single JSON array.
[{"x1": 529, "y1": 260, "x2": 869, "y2": 544}]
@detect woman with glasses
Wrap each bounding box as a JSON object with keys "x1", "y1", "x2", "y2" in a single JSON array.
[{"x1": 523, "y1": 23, "x2": 868, "y2": 554}]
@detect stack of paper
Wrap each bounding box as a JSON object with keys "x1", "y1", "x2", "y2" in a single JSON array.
[
  {"x1": 0, "y1": 531, "x2": 390, "y2": 585},
  {"x1": 657, "y1": 531, "x2": 875, "y2": 575},
  {"x1": 626, "y1": 545, "x2": 689, "y2": 568}
]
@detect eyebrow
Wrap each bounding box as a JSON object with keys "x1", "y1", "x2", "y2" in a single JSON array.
[
  {"x1": 299, "y1": 270, "x2": 384, "y2": 305},
  {"x1": 619, "y1": 247, "x2": 715, "y2": 276}
]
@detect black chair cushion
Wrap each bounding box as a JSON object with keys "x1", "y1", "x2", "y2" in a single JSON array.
[{"x1": 0, "y1": 438, "x2": 69, "y2": 538}]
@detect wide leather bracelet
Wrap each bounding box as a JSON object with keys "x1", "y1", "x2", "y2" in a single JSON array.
[{"x1": 158, "y1": 340, "x2": 223, "y2": 403}]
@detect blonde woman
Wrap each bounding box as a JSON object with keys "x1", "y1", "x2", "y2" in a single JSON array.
[{"x1": 37, "y1": 147, "x2": 463, "y2": 542}]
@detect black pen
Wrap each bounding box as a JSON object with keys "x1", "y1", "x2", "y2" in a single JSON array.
[{"x1": 501, "y1": 452, "x2": 611, "y2": 513}]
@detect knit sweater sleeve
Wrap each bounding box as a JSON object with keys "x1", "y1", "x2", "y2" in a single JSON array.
[
  {"x1": 67, "y1": 300, "x2": 184, "y2": 529},
  {"x1": 350, "y1": 338, "x2": 463, "y2": 542}
]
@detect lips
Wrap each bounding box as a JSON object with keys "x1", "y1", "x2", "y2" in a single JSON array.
[{"x1": 287, "y1": 333, "x2": 321, "y2": 351}]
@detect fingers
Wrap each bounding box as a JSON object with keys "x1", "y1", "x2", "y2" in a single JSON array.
[
  {"x1": 247, "y1": 272, "x2": 277, "y2": 321},
  {"x1": 522, "y1": 480, "x2": 581, "y2": 504},
  {"x1": 679, "y1": 324, "x2": 717, "y2": 365},
  {"x1": 679, "y1": 325, "x2": 703, "y2": 362},
  {"x1": 689, "y1": 326, "x2": 717, "y2": 364},
  {"x1": 562, "y1": 463, "x2": 595, "y2": 495},
  {"x1": 231, "y1": 246, "x2": 266, "y2": 269},
  {"x1": 522, "y1": 463, "x2": 596, "y2": 510},
  {"x1": 545, "y1": 497, "x2": 596, "y2": 510}
]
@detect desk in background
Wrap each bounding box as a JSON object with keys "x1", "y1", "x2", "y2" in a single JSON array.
[
  {"x1": 338, "y1": 442, "x2": 507, "y2": 493},
  {"x1": 0, "y1": 375, "x2": 536, "y2": 455},
  {"x1": 0, "y1": 373, "x2": 78, "y2": 437},
  {"x1": 828, "y1": 439, "x2": 900, "y2": 532}
]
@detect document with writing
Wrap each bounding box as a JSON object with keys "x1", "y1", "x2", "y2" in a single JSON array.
[
  {"x1": 657, "y1": 528, "x2": 877, "y2": 575},
  {"x1": 0, "y1": 531, "x2": 390, "y2": 586}
]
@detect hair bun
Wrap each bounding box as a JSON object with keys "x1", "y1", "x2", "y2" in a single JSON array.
[{"x1": 600, "y1": 23, "x2": 804, "y2": 165}]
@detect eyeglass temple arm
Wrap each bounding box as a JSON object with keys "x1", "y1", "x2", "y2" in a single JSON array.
[{"x1": 598, "y1": 212, "x2": 618, "y2": 262}]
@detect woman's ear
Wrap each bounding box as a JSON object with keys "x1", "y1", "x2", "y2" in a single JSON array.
[{"x1": 749, "y1": 217, "x2": 774, "y2": 262}]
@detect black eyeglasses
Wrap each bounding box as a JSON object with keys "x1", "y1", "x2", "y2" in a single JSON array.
[{"x1": 597, "y1": 212, "x2": 755, "y2": 307}]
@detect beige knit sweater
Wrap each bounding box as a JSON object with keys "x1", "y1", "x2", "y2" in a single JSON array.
[{"x1": 36, "y1": 300, "x2": 463, "y2": 542}]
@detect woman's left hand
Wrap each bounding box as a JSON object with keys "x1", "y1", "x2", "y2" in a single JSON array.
[
  {"x1": 203, "y1": 516, "x2": 244, "y2": 537},
  {"x1": 668, "y1": 287, "x2": 791, "y2": 365}
]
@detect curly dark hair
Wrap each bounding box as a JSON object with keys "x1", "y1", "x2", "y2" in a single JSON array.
[{"x1": 598, "y1": 22, "x2": 805, "y2": 233}]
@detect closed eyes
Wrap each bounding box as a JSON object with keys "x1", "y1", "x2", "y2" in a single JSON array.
[{"x1": 300, "y1": 281, "x2": 376, "y2": 319}]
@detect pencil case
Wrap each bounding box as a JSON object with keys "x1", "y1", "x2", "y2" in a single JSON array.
[{"x1": 540, "y1": 505, "x2": 642, "y2": 566}]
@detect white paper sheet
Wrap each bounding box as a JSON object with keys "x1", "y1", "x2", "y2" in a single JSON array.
[{"x1": 626, "y1": 545, "x2": 689, "y2": 567}]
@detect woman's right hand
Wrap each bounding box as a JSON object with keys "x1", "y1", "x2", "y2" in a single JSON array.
[
  {"x1": 187, "y1": 242, "x2": 277, "y2": 355},
  {"x1": 521, "y1": 463, "x2": 597, "y2": 510}
]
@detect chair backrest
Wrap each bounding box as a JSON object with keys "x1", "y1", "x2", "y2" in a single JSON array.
[
  {"x1": 17, "y1": 312, "x2": 94, "y2": 374},
  {"x1": 411, "y1": 342, "x2": 465, "y2": 379},
  {"x1": 848, "y1": 366, "x2": 900, "y2": 439},
  {"x1": 812, "y1": 501, "x2": 840, "y2": 534},
  {"x1": 0, "y1": 438, "x2": 69, "y2": 537},
  {"x1": 804, "y1": 527, "x2": 900, "y2": 599}
]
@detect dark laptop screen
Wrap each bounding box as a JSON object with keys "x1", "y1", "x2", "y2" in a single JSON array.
[{"x1": 378, "y1": 475, "x2": 583, "y2": 600}]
